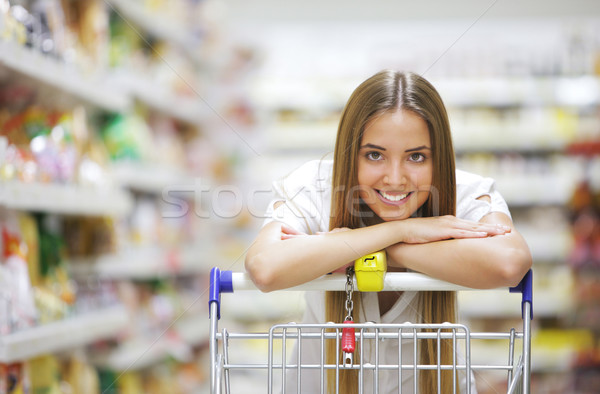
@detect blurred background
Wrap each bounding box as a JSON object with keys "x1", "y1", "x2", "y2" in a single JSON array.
[{"x1": 0, "y1": 0, "x2": 599, "y2": 393}]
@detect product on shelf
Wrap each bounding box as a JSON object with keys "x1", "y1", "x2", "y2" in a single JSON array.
[
  {"x1": 28, "y1": 355, "x2": 63, "y2": 394},
  {"x1": 0, "y1": 104, "x2": 116, "y2": 188},
  {"x1": 62, "y1": 353, "x2": 101, "y2": 394},
  {"x1": 28, "y1": 112, "x2": 78, "y2": 183},
  {"x1": 568, "y1": 178, "x2": 600, "y2": 269},
  {"x1": 0, "y1": 110, "x2": 38, "y2": 182},
  {"x1": 1, "y1": 0, "x2": 110, "y2": 72},
  {"x1": 0, "y1": 107, "x2": 71, "y2": 183},
  {"x1": 1, "y1": 0, "x2": 27, "y2": 45},
  {"x1": 0, "y1": 362, "x2": 28, "y2": 394},
  {"x1": 62, "y1": 216, "x2": 117, "y2": 258},
  {"x1": 2, "y1": 353, "x2": 116, "y2": 394},
  {"x1": 146, "y1": 114, "x2": 187, "y2": 168},
  {"x1": 107, "y1": 3, "x2": 202, "y2": 99},
  {"x1": 99, "y1": 113, "x2": 150, "y2": 162},
  {"x1": 60, "y1": 0, "x2": 109, "y2": 71},
  {"x1": 35, "y1": 214, "x2": 75, "y2": 323},
  {"x1": 0, "y1": 210, "x2": 37, "y2": 334}
]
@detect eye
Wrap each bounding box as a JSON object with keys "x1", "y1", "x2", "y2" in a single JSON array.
[
  {"x1": 409, "y1": 152, "x2": 426, "y2": 162},
  {"x1": 366, "y1": 151, "x2": 383, "y2": 161}
]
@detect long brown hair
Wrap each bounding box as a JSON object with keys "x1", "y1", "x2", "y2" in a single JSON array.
[{"x1": 326, "y1": 70, "x2": 458, "y2": 393}]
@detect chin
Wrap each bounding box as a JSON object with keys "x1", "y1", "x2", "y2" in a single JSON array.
[{"x1": 376, "y1": 210, "x2": 411, "y2": 222}]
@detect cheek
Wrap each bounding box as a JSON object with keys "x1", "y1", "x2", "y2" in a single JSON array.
[
  {"x1": 412, "y1": 165, "x2": 433, "y2": 190},
  {"x1": 357, "y1": 163, "x2": 375, "y2": 187},
  {"x1": 356, "y1": 166, "x2": 378, "y2": 201}
]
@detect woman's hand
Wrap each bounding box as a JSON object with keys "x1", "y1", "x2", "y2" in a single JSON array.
[
  {"x1": 386, "y1": 213, "x2": 532, "y2": 288},
  {"x1": 399, "y1": 215, "x2": 511, "y2": 244},
  {"x1": 280, "y1": 224, "x2": 307, "y2": 240}
]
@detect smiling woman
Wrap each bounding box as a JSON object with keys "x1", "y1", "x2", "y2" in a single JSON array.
[{"x1": 244, "y1": 70, "x2": 532, "y2": 394}]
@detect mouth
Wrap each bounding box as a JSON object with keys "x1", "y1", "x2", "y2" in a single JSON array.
[{"x1": 376, "y1": 190, "x2": 412, "y2": 205}]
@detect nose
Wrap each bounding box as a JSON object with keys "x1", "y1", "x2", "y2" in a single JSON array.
[{"x1": 383, "y1": 162, "x2": 406, "y2": 187}]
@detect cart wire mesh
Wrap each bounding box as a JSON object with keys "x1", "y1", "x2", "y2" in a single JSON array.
[{"x1": 209, "y1": 268, "x2": 532, "y2": 394}]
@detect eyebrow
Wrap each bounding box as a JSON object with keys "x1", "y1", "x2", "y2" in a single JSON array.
[
  {"x1": 360, "y1": 143, "x2": 386, "y2": 151},
  {"x1": 405, "y1": 145, "x2": 431, "y2": 152},
  {"x1": 360, "y1": 143, "x2": 431, "y2": 153}
]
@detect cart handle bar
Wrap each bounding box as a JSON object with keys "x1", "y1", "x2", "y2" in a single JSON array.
[{"x1": 209, "y1": 268, "x2": 532, "y2": 320}]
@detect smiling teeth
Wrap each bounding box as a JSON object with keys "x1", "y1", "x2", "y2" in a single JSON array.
[{"x1": 380, "y1": 191, "x2": 409, "y2": 202}]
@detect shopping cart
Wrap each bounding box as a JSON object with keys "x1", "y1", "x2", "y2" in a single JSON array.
[{"x1": 208, "y1": 268, "x2": 532, "y2": 394}]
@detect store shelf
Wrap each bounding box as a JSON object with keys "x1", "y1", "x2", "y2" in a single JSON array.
[
  {"x1": 174, "y1": 314, "x2": 210, "y2": 346},
  {"x1": 107, "y1": 0, "x2": 198, "y2": 49},
  {"x1": 263, "y1": 122, "x2": 337, "y2": 153},
  {"x1": 521, "y1": 229, "x2": 572, "y2": 263},
  {"x1": 0, "y1": 180, "x2": 134, "y2": 216},
  {"x1": 0, "y1": 40, "x2": 131, "y2": 112},
  {"x1": 471, "y1": 341, "x2": 573, "y2": 374},
  {"x1": 94, "y1": 337, "x2": 175, "y2": 371},
  {"x1": 497, "y1": 174, "x2": 577, "y2": 207},
  {"x1": 223, "y1": 290, "x2": 306, "y2": 323},
  {"x1": 93, "y1": 314, "x2": 207, "y2": 371},
  {"x1": 113, "y1": 72, "x2": 207, "y2": 125},
  {"x1": 459, "y1": 269, "x2": 575, "y2": 318},
  {"x1": 111, "y1": 161, "x2": 196, "y2": 194},
  {"x1": 455, "y1": 144, "x2": 565, "y2": 156},
  {"x1": 67, "y1": 244, "x2": 217, "y2": 279},
  {"x1": 430, "y1": 76, "x2": 600, "y2": 108},
  {"x1": 0, "y1": 305, "x2": 128, "y2": 363},
  {"x1": 251, "y1": 75, "x2": 600, "y2": 112},
  {"x1": 453, "y1": 129, "x2": 570, "y2": 154},
  {"x1": 0, "y1": 40, "x2": 207, "y2": 122}
]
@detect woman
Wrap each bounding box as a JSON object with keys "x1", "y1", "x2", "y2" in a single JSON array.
[{"x1": 245, "y1": 70, "x2": 532, "y2": 393}]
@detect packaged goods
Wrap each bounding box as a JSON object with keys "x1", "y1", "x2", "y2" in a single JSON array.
[{"x1": 0, "y1": 211, "x2": 37, "y2": 334}]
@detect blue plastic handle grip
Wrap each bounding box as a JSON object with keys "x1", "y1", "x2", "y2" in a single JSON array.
[
  {"x1": 209, "y1": 267, "x2": 234, "y2": 320},
  {"x1": 509, "y1": 269, "x2": 533, "y2": 320}
]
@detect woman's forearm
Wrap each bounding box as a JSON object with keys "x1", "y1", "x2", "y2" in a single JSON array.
[
  {"x1": 245, "y1": 221, "x2": 405, "y2": 292},
  {"x1": 245, "y1": 216, "x2": 512, "y2": 292},
  {"x1": 386, "y1": 232, "x2": 532, "y2": 289}
]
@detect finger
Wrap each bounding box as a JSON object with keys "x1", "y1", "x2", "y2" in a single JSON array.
[
  {"x1": 478, "y1": 223, "x2": 512, "y2": 235},
  {"x1": 486, "y1": 226, "x2": 511, "y2": 235},
  {"x1": 451, "y1": 216, "x2": 508, "y2": 230},
  {"x1": 453, "y1": 224, "x2": 510, "y2": 238},
  {"x1": 452, "y1": 230, "x2": 489, "y2": 239},
  {"x1": 281, "y1": 224, "x2": 304, "y2": 236},
  {"x1": 495, "y1": 224, "x2": 512, "y2": 232},
  {"x1": 458, "y1": 221, "x2": 511, "y2": 234},
  {"x1": 281, "y1": 233, "x2": 306, "y2": 240}
]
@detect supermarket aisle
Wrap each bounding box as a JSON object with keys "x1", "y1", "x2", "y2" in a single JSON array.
[
  {"x1": 1, "y1": 0, "x2": 600, "y2": 393},
  {"x1": 0, "y1": 0, "x2": 253, "y2": 392}
]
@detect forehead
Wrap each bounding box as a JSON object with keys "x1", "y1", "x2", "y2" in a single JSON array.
[{"x1": 362, "y1": 110, "x2": 430, "y2": 147}]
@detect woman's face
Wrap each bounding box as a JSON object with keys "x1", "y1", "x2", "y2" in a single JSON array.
[{"x1": 357, "y1": 109, "x2": 433, "y2": 221}]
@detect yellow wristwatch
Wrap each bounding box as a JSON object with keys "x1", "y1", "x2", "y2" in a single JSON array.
[{"x1": 354, "y1": 251, "x2": 387, "y2": 292}]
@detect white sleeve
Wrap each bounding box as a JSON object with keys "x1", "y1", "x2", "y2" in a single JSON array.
[
  {"x1": 456, "y1": 170, "x2": 511, "y2": 222},
  {"x1": 262, "y1": 161, "x2": 329, "y2": 234}
]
